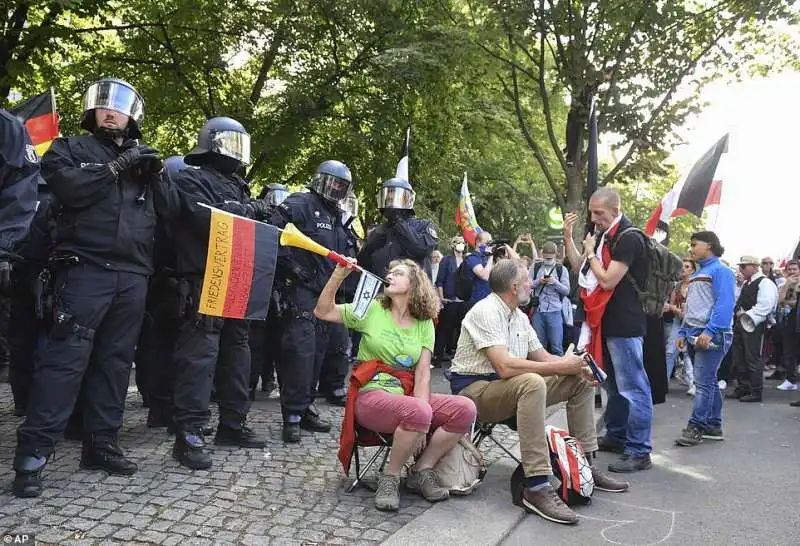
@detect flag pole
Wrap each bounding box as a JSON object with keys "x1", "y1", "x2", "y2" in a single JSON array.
[{"x1": 197, "y1": 202, "x2": 387, "y2": 284}]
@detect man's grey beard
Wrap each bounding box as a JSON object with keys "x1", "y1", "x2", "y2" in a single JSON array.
[{"x1": 517, "y1": 291, "x2": 531, "y2": 307}]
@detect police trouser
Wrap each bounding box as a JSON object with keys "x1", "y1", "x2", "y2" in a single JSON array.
[
  {"x1": 16, "y1": 265, "x2": 147, "y2": 457},
  {"x1": 8, "y1": 273, "x2": 41, "y2": 412},
  {"x1": 317, "y1": 322, "x2": 349, "y2": 397},
  {"x1": 135, "y1": 273, "x2": 179, "y2": 413},
  {"x1": 277, "y1": 285, "x2": 322, "y2": 417},
  {"x1": 249, "y1": 313, "x2": 281, "y2": 390},
  {"x1": 172, "y1": 312, "x2": 251, "y2": 432},
  {"x1": 0, "y1": 291, "x2": 10, "y2": 370}
]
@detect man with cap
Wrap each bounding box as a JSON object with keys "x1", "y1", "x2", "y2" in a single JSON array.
[
  {"x1": 358, "y1": 177, "x2": 438, "y2": 278},
  {"x1": 270, "y1": 160, "x2": 354, "y2": 442},
  {"x1": 726, "y1": 254, "x2": 778, "y2": 403},
  {"x1": 674, "y1": 231, "x2": 735, "y2": 446},
  {"x1": 156, "y1": 117, "x2": 273, "y2": 469},
  {"x1": 529, "y1": 242, "x2": 570, "y2": 356},
  {"x1": 13, "y1": 78, "x2": 164, "y2": 497}
]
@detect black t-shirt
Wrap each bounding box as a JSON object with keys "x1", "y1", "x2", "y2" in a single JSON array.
[{"x1": 602, "y1": 216, "x2": 648, "y2": 338}]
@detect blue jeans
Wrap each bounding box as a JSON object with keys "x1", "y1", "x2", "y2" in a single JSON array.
[
  {"x1": 685, "y1": 327, "x2": 733, "y2": 431},
  {"x1": 603, "y1": 336, "x2": 653, "y2": 456},
  {"x1": 532, "y1": 311, "x2": 564, "y2": 356},
  {"x1": 664, "y1": 318, "x2": 682, "y2": 379}
]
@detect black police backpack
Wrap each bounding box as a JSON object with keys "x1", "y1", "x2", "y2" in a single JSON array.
[{"x1": 455, "y1": 257, "x2": 475, "y2": 301}]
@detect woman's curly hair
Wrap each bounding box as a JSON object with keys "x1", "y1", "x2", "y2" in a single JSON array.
[{"x1": 377, "y1": 259, "x2": 439, "y2": 321}]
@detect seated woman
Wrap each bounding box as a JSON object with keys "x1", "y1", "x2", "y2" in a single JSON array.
[{"x1": 314, "y1": 258, "x2": 477, "y2": 512}]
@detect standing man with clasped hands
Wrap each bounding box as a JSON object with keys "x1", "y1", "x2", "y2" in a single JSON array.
[{"x1": 563, "y1": 188, "x2": 653, "y2": 474}]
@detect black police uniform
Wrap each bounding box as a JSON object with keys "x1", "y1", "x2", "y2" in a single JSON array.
[
  {"x1": 15, "y1": 133, "x2": 162, "y2": 460},
  {"x1": 8, "y1": 187, "x2": 55, "y2": 415},
  {"x1": 160, "y1": 166, "x2": 267, "y2": 436},
  {"x1": 0, "y1": 108, "x2": 42, "y2": 395},
  {"x1": 358, "y1": 213, "x2": 438, "y2": 278},
  {"x1": 270, "y1": 191, "x2": 351, "y2": 420},
  {"x1": 248, "y1": 201, "x2": 280, "y2": 397},
  {"x1": 317, "y1": 215, "x2": 360, "y2": 402}
]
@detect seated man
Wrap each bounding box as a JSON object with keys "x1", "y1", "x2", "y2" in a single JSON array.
[{"x1": 449, "y1": 259, "x2": 629, "y2": 525}]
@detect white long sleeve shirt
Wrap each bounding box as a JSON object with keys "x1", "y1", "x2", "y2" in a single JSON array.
[{"x1": 743, "y1": 272, "x2": 779, "y2": 327}]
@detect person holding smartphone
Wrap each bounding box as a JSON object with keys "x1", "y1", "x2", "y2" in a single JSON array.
[{"x1": 529, "y1": 242, "x2": 570, "y2": 356}]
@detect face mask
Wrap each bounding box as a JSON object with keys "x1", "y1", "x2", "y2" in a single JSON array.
[
  {"x1": 543, "y1": 258, "x2": 555, "y2": 266},
  {"x1": 454, "y1": 244, "x2": 465, "y2": 253},
  {"x1": 479, "y1": 244, "x2": 488, "y2": 254}
]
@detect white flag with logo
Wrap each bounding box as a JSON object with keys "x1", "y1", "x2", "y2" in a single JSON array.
[{"x1": 352, "y1": 271, "x2": 383, "y2": 319}]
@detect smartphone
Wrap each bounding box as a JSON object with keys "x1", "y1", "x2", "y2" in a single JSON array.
[{"x1": 583, "y1": 352, "x2": 607, "y2": 383}]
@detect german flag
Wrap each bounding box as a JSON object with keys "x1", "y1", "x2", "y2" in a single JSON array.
[
  {"x1": 198, "y1": 206, "x2": 279, "y2": 320},
  {"x1": 10, "y1": 88, "x2": 59, "y2": 156}
]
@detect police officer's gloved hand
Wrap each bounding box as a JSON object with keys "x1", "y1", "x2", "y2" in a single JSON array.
[
  {"x1": 0, "y1": 260, "x2": 10, "y2": 291},
  {"x1": 108, "y1": 145, "x2": 161, "y2": 177},
  {"x1": 247, "y1": 199, "x2": 271, "y2": 221}
]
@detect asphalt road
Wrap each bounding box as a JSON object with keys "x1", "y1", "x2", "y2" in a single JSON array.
[{"x1": 501, "y1": 384, "x2": 800, "y2": 546}]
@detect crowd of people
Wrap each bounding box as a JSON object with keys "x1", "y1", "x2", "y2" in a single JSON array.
[{"x1": 1, "y1": 77, "x2": 797, "y2": 529}]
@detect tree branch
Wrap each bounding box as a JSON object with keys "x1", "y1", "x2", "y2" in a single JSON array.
[
  {"x1": 601, "y1": 22, "x2": 736, "y2": 184},
  {"x1": 503, "y1": 65, "x2": 565, "y2": 210},
  {"x1": 249, "y1": 18, "x2": 289, "y2": 107},
  {"x1": 157, "y1": 24, "x2": 213, "y2": 119},
  {"x1": 533, "y1": 1, "x2": 566, "y2": 173}
]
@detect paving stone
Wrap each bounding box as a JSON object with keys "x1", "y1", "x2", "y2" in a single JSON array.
[{"x1": 86, "y1": 523, "x2": 118, "y2": 538}]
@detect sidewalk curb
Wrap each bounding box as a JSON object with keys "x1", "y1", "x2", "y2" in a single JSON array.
[{"x1": 381, "y1": 406, "x2": 569, "y2": 546}]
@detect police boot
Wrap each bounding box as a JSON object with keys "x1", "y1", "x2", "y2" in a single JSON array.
[
  {"x1": 147, "y1": 406, "x2": 173, "y2": 429},
  {"x1": 300, "y1": 407, "x2": 331, "y2": 433},
  {"x1": 282, "y1": 415, "x2": 301, "y2": 443},
  {"x1": 12, "y1": 453, "x2": 48, "y2": 498},
  {"x1": 173, "y1": 429, "x2": 213, "y2": 470},
  {"x1": 326, "y1": 388, "x2": 347, "y2": 408},
  {"x1": 80, "y1": 437, "x2": 138, "y2": 476},
  {"x1": 215, "y1": 423, "x2": 267, "y2": 448}
]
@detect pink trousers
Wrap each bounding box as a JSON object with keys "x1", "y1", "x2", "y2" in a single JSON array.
[{"x1": 356, "y1": 389, "x2": 476, "y2": 435}]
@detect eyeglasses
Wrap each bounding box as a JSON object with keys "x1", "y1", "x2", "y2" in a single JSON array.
[{"x1": 762, "y1": 262, "x2": 773, "y2": 265}]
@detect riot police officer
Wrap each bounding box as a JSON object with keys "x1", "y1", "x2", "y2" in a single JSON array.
[
  {"x1": 158, "y1": 117, "x2": 271, "y2": 470},
  {"x1": 358, "y1": 176, "x2": 438, "y2": 278},
  {"x1": 0, "y1": 108, "x2": 42, "y2": 387},
  {"x1": 270, "y1": 160, "x2": 353, "y2": 442},
  {"x1": 136, "y1": 156, "x2": 188, "y2": 429},
  {"x1": 13, "y1": 78, "x2": 164, "y2": 498},
  {"x1": 248, "y1": 183, "x2": 289, "y2": 399},
  {"x1": 316, "y1": 190, "x2": 361, "y2": 406}
]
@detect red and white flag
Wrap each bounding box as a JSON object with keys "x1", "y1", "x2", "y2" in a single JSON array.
[{"x1": 645, "y1": 134, "x2": 729, "y2": 241}]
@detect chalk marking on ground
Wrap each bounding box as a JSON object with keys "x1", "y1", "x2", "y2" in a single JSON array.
[{"x1": 577, "y1": 498, "x2": 679, "y2": 546}]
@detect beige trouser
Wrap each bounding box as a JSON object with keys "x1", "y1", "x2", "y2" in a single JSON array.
[{"x1": 460, "y1": 373, "x2": 597, "y2": 477}]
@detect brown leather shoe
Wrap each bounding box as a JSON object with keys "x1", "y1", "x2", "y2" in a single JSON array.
[
  {"x1": 591, "y1": 468, "x2": 630, "y2": 492},
  {"x1": 521, "y1": 486, "x2": 579, "y2": 525}
]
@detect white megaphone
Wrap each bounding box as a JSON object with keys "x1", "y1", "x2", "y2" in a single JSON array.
[{"x1": 740, "y1": 312, "x2": 756, "y2": 333}]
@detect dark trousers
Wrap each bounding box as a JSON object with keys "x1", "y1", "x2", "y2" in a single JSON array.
[
  {"x1": 317, "y1": 321, "x2": 349, "y2": 397},
  {"x1": 8, "y1": 275, "x2": 40, "y2": 413},
  {"x1": 172, "y1": 314, "x2": 251, "y2": 431},
  {"x1": 434, "y1": 301, "x2": 463, "y2": 358},
  {"x1": 781, "y1": 310, "x2": 799, "y2": 383},
  {"x1": 731, "y1": 321, "x2": 766, "y2": 394},
  {"x1": 135, "y1": 274, "x2": 179, "y2": 414},
  {"x1": 16, "y1": 266, "x2": 147, "y2": 457},
  {"x1": 0, "y1": 291, "x2": 10, "y2": 370},
  {"x1": 276, "y1": 286, "x2": 320, "y2": 416},
  {"x1": 248, "y1": 314, "x2": 281, "y2": 390}
]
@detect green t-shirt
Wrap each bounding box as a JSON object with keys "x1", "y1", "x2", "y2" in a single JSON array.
[{"x1": 340, "y1": 300, "x2": 435, "y2": 394}]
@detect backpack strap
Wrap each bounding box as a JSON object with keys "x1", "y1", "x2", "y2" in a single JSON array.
[{"x1": 610, "y1": 226, "x2": 646, "y2": 297}]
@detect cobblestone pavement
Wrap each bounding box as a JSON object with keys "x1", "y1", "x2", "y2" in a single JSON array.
[{"x1": 0, "y1": 370, "x2": 519, "y2": 545}]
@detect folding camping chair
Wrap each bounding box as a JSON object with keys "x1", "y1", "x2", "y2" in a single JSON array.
[
  {"x1": 471, "y1": 417, "x2": 521, "y2": 465},
  {"x1": 346, "y1": 426, "x2": 393, "y2": 493}
]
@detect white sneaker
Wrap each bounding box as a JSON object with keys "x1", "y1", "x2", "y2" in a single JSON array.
[
  {"x1": 718, "y1": 380, "x2": 727, "y2": 391},
  {"x1": 777, "y1": 380, "x2": 799, "y2": 391},
  {"x1": 687, "y1": 384, "x2": 696, "y2": 396}
]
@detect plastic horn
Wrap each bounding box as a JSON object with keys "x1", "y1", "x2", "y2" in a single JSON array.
[{"x1": 280, "y1": 223, "x2": 387, "y2": 284}]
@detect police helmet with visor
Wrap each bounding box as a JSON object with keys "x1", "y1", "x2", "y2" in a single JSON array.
[
  {"x1": 310, "y1": 160, "x2": 352, "y2": 203},
  {"x1": 185, "y1": 117, "x2": 251, "y2": 166},
  {"x1": 377, "y1": 177, "x2": 415, "y2": 211},
  {"x1": 259, "y1": 183, "x2": 289, "y2": 206},
  {"x1": 80, "y1": 78, "x2": 145, "y2": 139}
]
